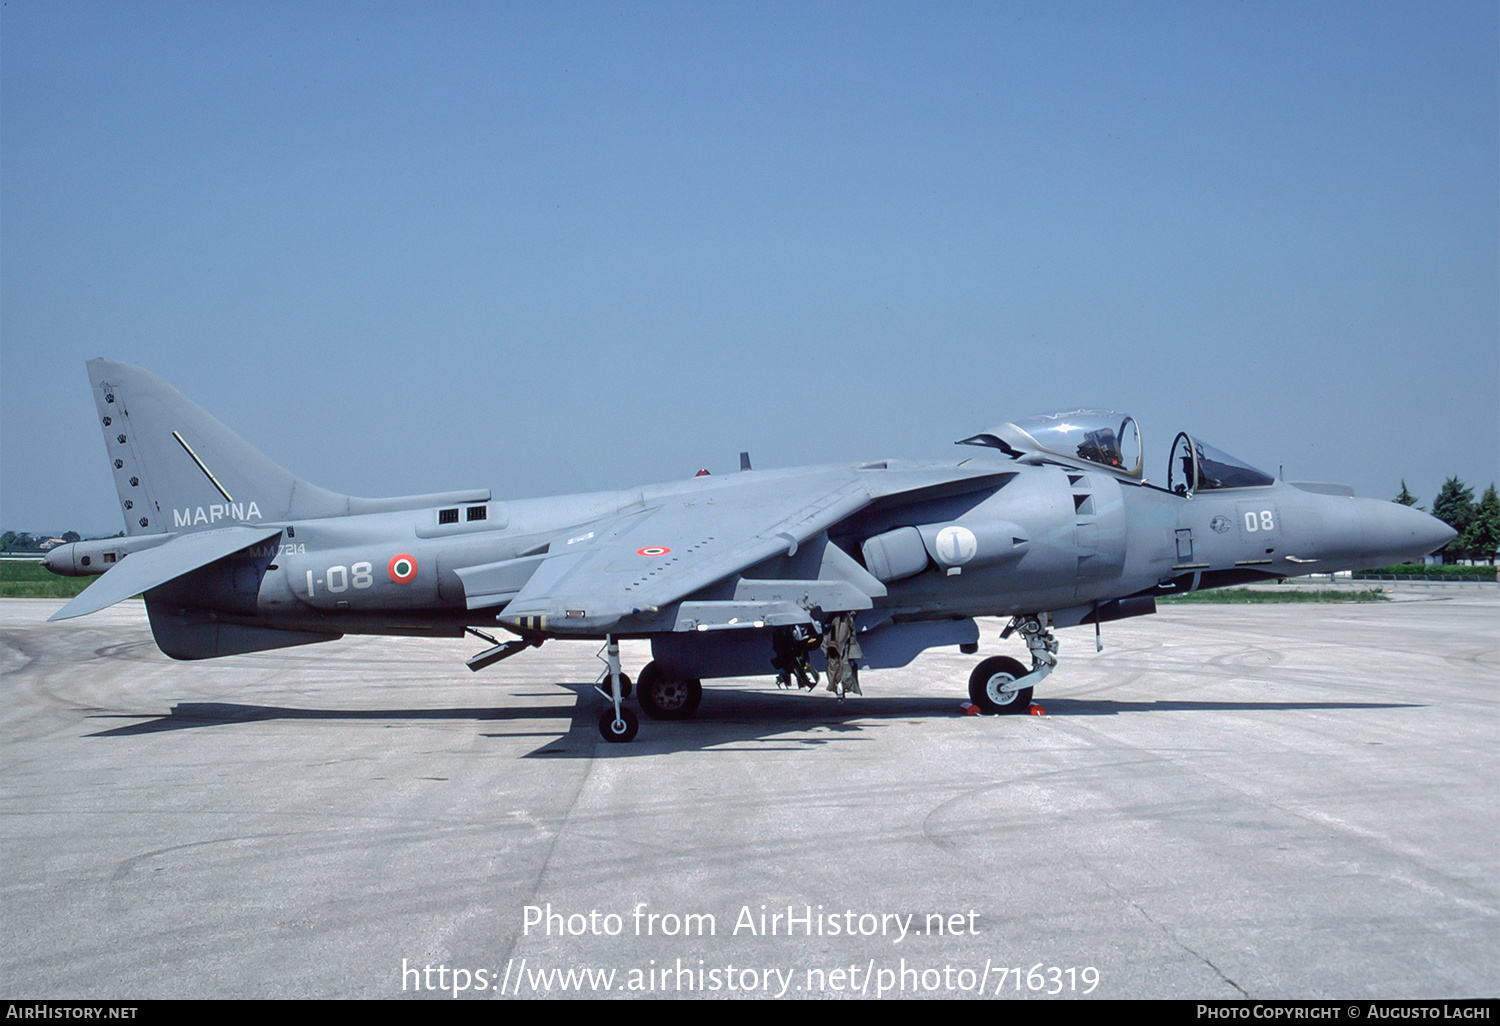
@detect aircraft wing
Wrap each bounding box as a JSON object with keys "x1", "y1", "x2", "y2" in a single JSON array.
[
  {"x1": 47, "y1": 525, "x2": 283, "y2": 622},
  {"x1": 472, "y1": 464, "x2": 1012, "y2": 634}
]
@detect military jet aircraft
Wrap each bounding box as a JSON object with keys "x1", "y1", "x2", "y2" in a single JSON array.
[{"x1": 45, "y1": 360, "x2": 1455, "y2": 742}]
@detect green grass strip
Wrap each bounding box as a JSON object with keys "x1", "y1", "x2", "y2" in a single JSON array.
[
  {"x1": 1161, "y1": 588, "x2": 1388, "y2": 603},
  {"x1": 0, "y1": 560, "x2": 93, "y2": 598},
  {"x1": 1355, "y1": 565, "x2": 1495, "y2": 580}
]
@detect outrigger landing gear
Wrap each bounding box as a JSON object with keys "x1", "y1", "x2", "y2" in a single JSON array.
[
  {"x1": 598, "y1": 707, "x2": 638, "y2": 742},
  {"x1": 967, "y1": 612, "x2": 1057, "y2": 715},
  {"x1": 596, "y1": 636, "x2": 639, "y2": 743}
]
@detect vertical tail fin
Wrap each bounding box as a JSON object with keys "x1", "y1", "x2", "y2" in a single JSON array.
[{"x1": 89, "y1": 359, "x2": 356, "y2": 534}]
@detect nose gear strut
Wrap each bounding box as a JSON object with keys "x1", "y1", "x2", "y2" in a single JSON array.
[{"x1": 1003, "y1": 611, "x2": 1059, "y2": 685}]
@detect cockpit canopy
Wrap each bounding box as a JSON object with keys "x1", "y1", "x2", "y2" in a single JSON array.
[
  {"x1": 959, "y1": 410, "x2": 1143, "y2": 479},
  {"x1": 960, "y1": 410, "x2": 1276, "y2": 494}
]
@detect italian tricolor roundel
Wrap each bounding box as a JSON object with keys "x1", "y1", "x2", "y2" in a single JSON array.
[{"x1": 388, "y1": 553, "x2": 418, "y2": 584}]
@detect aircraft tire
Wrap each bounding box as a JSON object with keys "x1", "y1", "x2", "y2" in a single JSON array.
[
  {"x1": 598, "y1": 706, "x2": 639, "y2": 743},
  {"x1": 967, "y1": 656, "x2": 1033, "y2": 715},
  {"x1": 600, "y1": 672, "x2": 633, "y2": 700},
  {"x1": 636, "y1": 661, "x2": 703, "y2": 720}
]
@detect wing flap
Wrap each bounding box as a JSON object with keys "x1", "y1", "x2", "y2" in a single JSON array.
[{"x1": 47, "y1": 525, "x2": 283, "y2": 622}]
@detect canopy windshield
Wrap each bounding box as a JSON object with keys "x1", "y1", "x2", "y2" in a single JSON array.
[
  {"x1": 1168, "y1": 433, "x2": 1275, "y2": 494},
  {"x1": 1194, "y1": 440, "x2": 1273, "y2": 490}
]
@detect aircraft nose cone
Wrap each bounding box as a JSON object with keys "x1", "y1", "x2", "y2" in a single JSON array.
[
  {"x1": 1423, "y1": 514, "x2": 1458, "y2": 553},
  {"x1": 1359, "y1": 501, "x2": 1456, "y2": 564}
]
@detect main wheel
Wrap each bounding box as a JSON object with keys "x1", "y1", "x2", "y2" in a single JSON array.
[
  {"x1": 636, "y1": 661, "x2": 703, "y2": 720},
  {"x1": 598, "y1": 706, "x2": 639, "y2": 742},
  {"x1": 967, "y1": 656, "x2": 1033, "y2": 715}
]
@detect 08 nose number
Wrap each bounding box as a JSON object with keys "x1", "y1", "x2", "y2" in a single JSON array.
[{"x1": 1243, "y1": 510, "x2": 1275, "y2": 532}]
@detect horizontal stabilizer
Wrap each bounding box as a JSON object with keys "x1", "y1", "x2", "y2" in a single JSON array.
[{"x1": 47, "y1": 525, "x2": 282, "y2": 622}]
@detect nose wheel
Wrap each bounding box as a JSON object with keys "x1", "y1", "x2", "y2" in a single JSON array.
[
  {"x1": 967, "y1": 656, "x2": 1033, "y2": 714},
  {"x1": 968, "y1": 613, "x2": 1057, "y2": 714}
]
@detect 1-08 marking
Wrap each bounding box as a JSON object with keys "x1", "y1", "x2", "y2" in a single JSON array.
[{"x1": 305, "y1": 562, "x2": 373, "y2": 597}]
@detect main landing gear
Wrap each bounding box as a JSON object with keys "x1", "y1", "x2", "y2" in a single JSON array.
[
  {"x1": 636, "y1": 661, "x2": 703, "y2": 721},
  {"x1": 966, "y1": 612, "x2": 1058, "y2": 715},
  {"x1": 596, "y1": 656, "x2": 701, "y2": 741},
  {"x1": 593, "y1": 638, "x2": 702, "y2": 742},
  {"x1": 595, "y1": 611, "x2": 1063, "y2": 740}
]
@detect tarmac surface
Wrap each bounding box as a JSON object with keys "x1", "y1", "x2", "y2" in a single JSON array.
[{"x1": 2, "y1": 588, "x2": 1496, "y2": 1000}]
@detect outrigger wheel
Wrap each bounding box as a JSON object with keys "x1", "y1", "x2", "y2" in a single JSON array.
[
  {"x1": 599, "y1": 706, "x2": 639, "y2": 743},
  {"x1": 967, "y1": 655, "x2": 1034, "y2": 714},
  {"x1": 636, "y1": 660, "x2": 703, "y2": 720},
  {"x1": 603, "y1": 672, "x2": 633, "y2": 699}
]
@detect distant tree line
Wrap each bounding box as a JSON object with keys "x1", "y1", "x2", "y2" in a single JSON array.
[
  {"x1": 1396, "y1": 478, "x2": 1500, "y2": 562},
  {"x1": 0, "y1": 531, "x2": 81, "y2": 553}
]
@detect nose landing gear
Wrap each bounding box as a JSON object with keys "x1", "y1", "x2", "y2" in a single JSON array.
[
  {"x1": 967, "y1": 612, "x2": 1057, "y2": 715},
  {"x1": 968, "y1": 656, "x2": 1033, "y2": 713}
]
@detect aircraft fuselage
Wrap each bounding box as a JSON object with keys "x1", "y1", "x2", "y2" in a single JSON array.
[{"x1": 50, "y1": 460, "x2": 1450, "y2": 652}]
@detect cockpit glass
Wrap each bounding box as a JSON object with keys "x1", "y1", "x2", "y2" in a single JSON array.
[
  {"x1": 1006, "y1": 410, "x2": 1142, "y2": 476},
  {"x1": 1192, "y1": 441, "x2": 1273, "y2": 490}
]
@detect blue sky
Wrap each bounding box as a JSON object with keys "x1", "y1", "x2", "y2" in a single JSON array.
[{"x1": 3, "y1": 1, "x2": 1496, "y2": 535}]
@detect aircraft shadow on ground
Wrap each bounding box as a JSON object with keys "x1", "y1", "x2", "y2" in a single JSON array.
[
  {"x1": 84, "y1": 684, "x2": 1420, "y2": 756},
  {"x1": 85, "y1": 701, "x2": 580, "y2": 738},
  {"x1": 518, "y1": 691, "x2": 1422, "y2": 759}
]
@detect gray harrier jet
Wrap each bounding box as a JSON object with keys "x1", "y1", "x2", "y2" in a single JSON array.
[{"x1": 45, "y1": 361, "x2": 1455, "y2": 741}]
